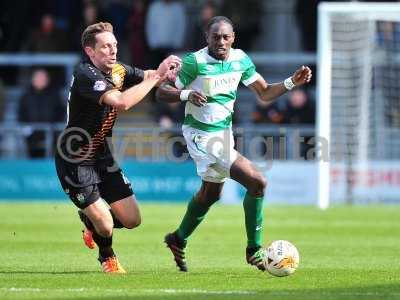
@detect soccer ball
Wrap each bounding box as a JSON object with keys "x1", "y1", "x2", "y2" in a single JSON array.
[{"x1": 264, "y1": 240, "x2": 300, "y2": 277}]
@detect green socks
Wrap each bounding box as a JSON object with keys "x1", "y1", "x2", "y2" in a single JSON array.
[
  {"x1": 243, "y1": 193, "x2": 264, "y2": 248},
  {"x1": 176, "y1": 197, "x2": 210, "y2": 241},
  {"x1": 175, "y1": 193, "x2": 263, "y2": 247}
]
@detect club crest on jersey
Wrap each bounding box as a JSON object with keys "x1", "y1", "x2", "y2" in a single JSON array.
[
  {"x1": 76, "y1": 193, "x2": 85, "y2": 203},
  {"x1": 93, "y1": 80, "x2": 106, "y2": 91}
]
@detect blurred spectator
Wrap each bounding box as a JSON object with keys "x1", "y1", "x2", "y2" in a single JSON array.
[
  {"x1": 145, "y1": 0, "x2": 187, "y2": 69},
  {"x1": 51, "y1": 0, "x2": 83, "y2": 31},
  {"x1": 220, "y1": 0, "x2": 262, "y2": 51},
  {"x1": 128, "y1": 0, "x2": 149, "y2": 69},
  {"x1": 284, "y1": 89, "x2": 315, "y2": 124},
  {"x1": 24, "y1": 14, "x2": 69, "y2": 52},
  {"x1": 252, "y1": 101, "x2": 285, "y2": 124},
  {"x1": 23, "y1": 13, "x2": 70, "y2": 88},
  {"x1": 18, "y1": 69, "x2": 66, "y2": 158},
  {"x1": 285, "y1": 89, "x2": 315, "y2": 159},
  {"x1": 72, "y1": 2, "x2": 103, "y2": 52},
  {"x1": 191, "y1": 1, "x2": 218, "y2": 50},
  {"x1": 104, "y1": 0, "x2": 130, "y2": 42},
  {"x1": 376, "y1": 21, "x2": 400, "y2": 127},
  {"x1": 252, "y1": 100, "x2": 285, "y2": 159},
  {"x1": 377, "y1": 21, "x2": 400, "y2": 48},
  {"x1": 155, "y1": 102, "x2": 185, "y2": 129}
]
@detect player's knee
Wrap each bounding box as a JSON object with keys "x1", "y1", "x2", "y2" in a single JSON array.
[
  {"x1": 259, "y1": 175, "x2": 267, "y2": 191},
  {"x1": 250, "y1": 174, "x2": 267, "y2": 196},
  {"x1": 96, "y1": 223, "x2": 113, "y2": 237},
  {"x1": 196, "y1": 191, "x2": 220, "y2": 207},
  {"x1": 123, "y1": 215, "x2": 141, "y2": 229},
  {"x1": 208, "y1": 190, "x2": 222, "y2": 202},
  {"x1": 92, "y1": 216, "x2": 113, "y2": 237}
]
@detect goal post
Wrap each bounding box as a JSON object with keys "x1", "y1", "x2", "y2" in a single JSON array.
[{"x1": 317, "y1": 2, "x2": 400, "y2": 208}]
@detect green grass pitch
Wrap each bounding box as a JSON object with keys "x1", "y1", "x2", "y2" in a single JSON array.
[{"x1": 0, "y1": 202, "x2": 399, "y2": 300}]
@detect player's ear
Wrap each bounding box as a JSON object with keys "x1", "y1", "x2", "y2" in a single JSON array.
[
  {"x1": 232, "y1": 31, "x2": 235, "y2": 43},
  {"x1": 84, "y1": 46, "x2": 95, "y2": 57},
  {"x1": 205, "y1": 31, "x2": 210, "y2": 44}
]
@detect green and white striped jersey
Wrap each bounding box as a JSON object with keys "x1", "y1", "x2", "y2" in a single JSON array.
[{"x1": 175, "y1": 47, "x2": 260, "y2": 132}]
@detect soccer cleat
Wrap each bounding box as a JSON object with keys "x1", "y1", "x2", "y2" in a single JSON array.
[
  {"x1": 99, "y1": 256, "x2": 127, "y2": 274},
  {"x1": 78, "y1": 210, "x2": 96, "y2": 249},
  {"x1": 246, "y1": 247, "x2": 266, "y2": 271},
  {"x1": 82, "y1": 228, "x2": 96, "y2": 249},
  {"x1": 164, "y1": 232, "x2": 188, "y2": 272}
]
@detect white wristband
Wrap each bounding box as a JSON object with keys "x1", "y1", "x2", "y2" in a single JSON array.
[
  {"x1": 180, "y1": 90, "x2": 193, "y2": 101},
  {"x1": 284, "y1": 77, "x2": 296, "y2": 90}
]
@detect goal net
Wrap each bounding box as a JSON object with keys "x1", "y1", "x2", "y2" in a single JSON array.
[{"x1": 317, "y1": 2, "x2": 400, "y2": 208}]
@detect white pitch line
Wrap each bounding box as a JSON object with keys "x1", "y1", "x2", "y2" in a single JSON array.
[{"x1": 159, "y1": 289, "x2": 255, "y2": 295}]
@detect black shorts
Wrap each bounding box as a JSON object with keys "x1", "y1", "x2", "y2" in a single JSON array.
[{"x1": 55, "y1": 155, "x2": 134, "y2": 209}]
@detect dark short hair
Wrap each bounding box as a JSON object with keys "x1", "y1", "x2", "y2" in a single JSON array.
[
  {"x1": 81, "y1": 22, "x2": 113, "y2": 48},
  {"x1": 206, "y1": 16, "x2": 234, "y2": 32}
]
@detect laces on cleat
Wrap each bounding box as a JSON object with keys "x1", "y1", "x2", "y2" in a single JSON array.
[{"x1": 164, "y1": 232, "x2": 188, "y2": 272}]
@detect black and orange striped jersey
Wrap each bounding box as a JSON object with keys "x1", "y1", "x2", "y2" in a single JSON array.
[{"x1": 57, "y1": 60, "x2": 144, "y2": 165}]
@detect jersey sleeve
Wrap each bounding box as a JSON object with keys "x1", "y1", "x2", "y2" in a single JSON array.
[
  {"x1": 74, "y1": 64, "x2": 114, "y2": 105},
  {"x1": 240, "y1": 52, "x2": 261, "y2": 86},
  {"x1": 175, "y1": 53, "x2": 197, "y2": 89},
  {"x1": 122, "y1": 64, "x2": 145, "y2": 88}
]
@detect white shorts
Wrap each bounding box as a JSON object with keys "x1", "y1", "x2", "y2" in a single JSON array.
[{"x1": 183, "y1": 126, "x2": 238, "y2": 183}]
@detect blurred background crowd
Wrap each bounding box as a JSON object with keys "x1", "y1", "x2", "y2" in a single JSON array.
[{"x1": 0, "y1": 0, "x2": 394, "y2": 159}]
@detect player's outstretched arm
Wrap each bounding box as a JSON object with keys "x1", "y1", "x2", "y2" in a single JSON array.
[
  {"x1": 102, "y1": 56, "x2": 182, "y2": 111},
  {"x1": 249, "y1": 65, "x2": 312, "y2": 105},
  {"x1": 101, "y1": 72, "x2": 161, "y2": 111}
]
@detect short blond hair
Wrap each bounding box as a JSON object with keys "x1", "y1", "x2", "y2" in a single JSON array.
[{"x1": 81, "y1": 22, "x2": 114, "y2": 48}]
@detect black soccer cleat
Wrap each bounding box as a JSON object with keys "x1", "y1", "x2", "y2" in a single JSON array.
[
  {"x1": 246, "y1": 246, "x2": 266, "y2": 271},
  {"x1": 164, "y1": 232, "x2": 188, "y2": 272}
]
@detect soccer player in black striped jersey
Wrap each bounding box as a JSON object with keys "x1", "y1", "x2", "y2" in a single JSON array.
[{"x1": 55, "y1": 22, "x2": 181, "y2": 273}]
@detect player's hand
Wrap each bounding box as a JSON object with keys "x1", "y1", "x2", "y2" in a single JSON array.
[
  {"x1": 291, "y1": 65, "x2": 312, "y2": 86},
  {"x1": 157, "y1": 55, "x2": 182, "y2": 79},
  {"x1": 166, "y1": 62, "x2": 180, "y2": 82},
  {"x1": 188, "y1": 91, "x2": 207, "y2": 107}
]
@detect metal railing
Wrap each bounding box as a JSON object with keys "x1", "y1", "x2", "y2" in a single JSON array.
[
  {"x1": 0, "y1": 53, "x2": 80, "y2": 84},
  {"x1": 0, "y1": 123, "x2": 315, "y2": 160},
  {"x1": 0, "y1": 53, "x2": 317, "y2": 160}
]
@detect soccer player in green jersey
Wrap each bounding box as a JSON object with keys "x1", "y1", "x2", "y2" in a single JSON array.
[{"x1": 157, "y1": 16, "x2": 312, "y2": 272}]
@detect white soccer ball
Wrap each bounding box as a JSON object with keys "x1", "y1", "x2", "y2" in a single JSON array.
[{"x1": 264, "y1": 240, "x2": 300, "y2": 277}]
